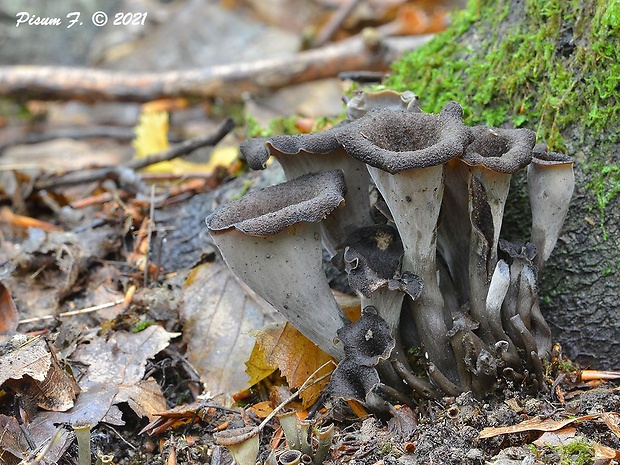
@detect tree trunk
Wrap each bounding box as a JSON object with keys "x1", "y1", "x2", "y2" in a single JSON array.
[{"x1": 385, "y1": 0, "x2": 620, "y2": 369}]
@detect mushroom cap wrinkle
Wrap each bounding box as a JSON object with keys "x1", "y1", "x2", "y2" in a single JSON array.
[
  {"x1": 336, "y1": 101, "x2": 473, "y2": 174},
  {"x1": 241, "y1": 128, "x2": 374, "y2": 254},
  {"x1": 462, "y1": 126, "x2": 536, "y2": 174},
  {"x1": 206, "y1": 170, "x2": 349, "y2": 359}
]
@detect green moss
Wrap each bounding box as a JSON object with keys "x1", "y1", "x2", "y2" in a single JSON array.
[
  {"x1": 584, "y1": 162, "x2": 620, "y2": 239},
  {"x1": 556, "y1": 438, "x2": 595, "y2": 465},
  {"x1": 385, "y1": 0, "x2": 620, "y2": 150}
]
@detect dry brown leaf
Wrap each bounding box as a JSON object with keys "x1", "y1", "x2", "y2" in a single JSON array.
[
  {"x1": 0, "y1": 282, "x2": 19, "y2": 335},
  {"x1": 479, "y1": 414, "x2": 603, "y2": 438},
  {"x1": 180, "y1": 262, "x2": 280, "y2": 396},
  {"x1": 249, "y1": 322, "x2": 334, "y2": 408},
  {"x1": 601, "y1": 412, "x2": 620, "y2": 438},
  {"x1": 71, "y1": 325, "x2": 177, "y2": 421},
  {"x1": 533, "y1": 427, "x2": 578, "y2": 447},
  {"x1": 594, "y1": 443, "x2": 620, "y2": 460},
  {"x1": 0, "y1": 336, "x2": 51, "y2": 384}
]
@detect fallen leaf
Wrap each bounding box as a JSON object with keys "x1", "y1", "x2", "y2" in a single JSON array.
[
  {"x1": 601, "y1": 412, "x2": 620, "y2": 438},
  {"x1": 180, "y1": 262, "x2": 280, "y2": 396},
  {"x1": 249, "y1": 322, "x2": 333, "y2": 408},
  {"x1": 0, "y1": 336, "x2": 51, "y2": 384},
  {"x1": 479, "y1": 414, "x2": 603, "y2": 438},
  {"x1": 533, "y1": 427, "x2": 578, "y2": 447},
  {"x1": 0, "y1": 282, "x2": 19, "y2": 335},
  {"x1": 71, "y1": 325, "x2": 177, "y2": 421},
  {"x1": 594, "y1": 443, "x2": 620, "y2": 460}
]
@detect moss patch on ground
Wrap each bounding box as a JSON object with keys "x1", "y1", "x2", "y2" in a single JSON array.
[{"x1": 384, "y1": 0, "x2": 620, "y2": 152}]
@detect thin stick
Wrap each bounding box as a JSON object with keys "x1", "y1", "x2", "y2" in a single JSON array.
[
  {"x1": 18, "y1": 299, "x2": 125, "y2": 325},
  {"x1": 34, "y1": 117, "x2": 235, "y2": 190},
  {"x1": 258, "y1": 360, "x2": 335, "y2": 431},
  {"x1": 313, "y1": 0, "x2": 364, "y2": 47}
]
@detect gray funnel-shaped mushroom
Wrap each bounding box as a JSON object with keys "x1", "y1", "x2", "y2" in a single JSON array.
[
  {"x1": 240, "y1": 128, "x2": 373, "y2": 255},
  {"x1": 206, "y1": 170, "x2": 349, "y2": 359},
  {"x1": 336, "y1": 101, "x2": 473, "y2": 387},
  {"x1": 527, "y1": 148, "x2": 575, "y2": 270},
  {"x1": 460, "y1": 126, "x2": 535, "y2": 344}
]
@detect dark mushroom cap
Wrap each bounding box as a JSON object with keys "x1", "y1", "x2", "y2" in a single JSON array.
[
  {"x1": 340, "y1": 225, "x2": 403, "y2": 297},
  {"x1": 239, "y1": 138, "x2": 271, "y2": 170},
  {"x1": 531, "y1": 147, "x2": 574, "y2": 166},
  {"x1": 461, "y1": 126, "x2": 536, "y2": 174},
  {"x1": 239, "y1": 127, "x2": 344, "y2": 171},
  {"x1": 336, "y1": 311, "x2": 395, "y2": 366},
  {"x1": 205, "y1": 170, "x2": 347, "y2": 236},
  {"x1": 498, "y1": 239, "x2": 537, "y2": 263},
  {"x1": 325, "y1": 358, "x2": 380, "y2": 403},
  {"x1": 336, "y1": 101, "x2": 472, "y2": 174}
]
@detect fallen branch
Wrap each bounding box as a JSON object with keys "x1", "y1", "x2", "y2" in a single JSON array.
[
  {"x1": 34, "y1": 116, "x2": 235, "y2": 190},
  {"x1": 0, "y1": 34, "x2": 433, "y2": 103}
]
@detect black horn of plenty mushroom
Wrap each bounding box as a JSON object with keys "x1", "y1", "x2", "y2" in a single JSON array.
[
  {"x1": 209, "y1": 89, "x2": 575, "y2": 400},
  {"x1": 336, "y1": 101, "x2": 473, "y2": 390},
  {"x1": 206, "y1": 170, "x2": 349, "y2": 359}
]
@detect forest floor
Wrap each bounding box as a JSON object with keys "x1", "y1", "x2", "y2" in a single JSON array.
[{"x1": 1, "y1": 1, "x2": 619, "y2": 464}]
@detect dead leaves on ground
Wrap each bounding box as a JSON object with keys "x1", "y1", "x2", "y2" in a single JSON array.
[
  {"x1": 0, "y1": 325, "x2": 178, "y2": 463},
  {"x1": 247, "y1": 322, "x2": 334, "y2": 408}
]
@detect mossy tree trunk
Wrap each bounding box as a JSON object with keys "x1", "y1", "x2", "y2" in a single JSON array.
[{"x1": 385, "y1": 0, "x2": 619, "y2": 368}]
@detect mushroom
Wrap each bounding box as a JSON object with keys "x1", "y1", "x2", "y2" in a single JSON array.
[
  {"x1": 345, "y1": 89, "x2": 420, "y2": 121},
  {"x1": 213, "y1": 426, "x2": 260, "y2": 465},
  {"x1": 336, "y1": 101, "x2": 473, "y2": 386},
  {"x1": 459, "y1": 126, "x2": 536, "y2": 344},
  {"x1": 240, "y1": 128, "x2": 373, "y2": 255},
  {"x1": 527, "y1": 146, "x2": 575, "y2": 270},
  {"x1": 336, "y1": 224, "x2": 425, "y2": 388},
  {"x1": 205, "y1": 170, "x2": 349, "y2": 358}
]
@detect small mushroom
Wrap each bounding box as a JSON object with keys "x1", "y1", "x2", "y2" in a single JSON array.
[
  {"x1": 345, "y1": 89, "x2": 420, "y2": 121},
  {"x1": 240, "y1": 128, "x2": 373, "y2": 255},
  {"x1": 213, "y1": 426, "x2": 260, "y2": 465},
  {"x1": 337, "y1": 225, "x2": 422, "y2": 333},
  {"x1": 336, "y1": 101, "x2": 473, "y2": 384},
  {"x1": 206, "y1": 170, "x2": 349, "y2": 358},
  {"x1": 527, "y1": 147, "x2": 575, "y2": 270}
]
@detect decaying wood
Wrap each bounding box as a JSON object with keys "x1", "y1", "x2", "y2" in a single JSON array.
[{"x1": 0, "y1": 35, "x2": 433, "y2": 103}]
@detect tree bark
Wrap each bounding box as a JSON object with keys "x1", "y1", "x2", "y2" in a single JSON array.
[{"x1": 386, "y1": 0, "x2": 620, "y2": 368}]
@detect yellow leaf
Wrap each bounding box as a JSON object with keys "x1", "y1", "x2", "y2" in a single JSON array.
[
  {"x1": 132, "y1": 110, "x2": 170, "y2": 159},
  {"x1": 247, "y1": 322, "x2": 334, "y2": 408}
]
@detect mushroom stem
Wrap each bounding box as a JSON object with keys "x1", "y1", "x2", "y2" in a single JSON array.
[
  {"x1": 467, "y1": 169, "x2": 512, "y2": 344},
  {"x1": 369, "y1": 164, "x2": 457, "y2": 384}
]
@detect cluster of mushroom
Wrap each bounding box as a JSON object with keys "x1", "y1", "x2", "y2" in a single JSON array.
[{"x1": 206, "y1": 89, "x2": 574, "y2": 400}]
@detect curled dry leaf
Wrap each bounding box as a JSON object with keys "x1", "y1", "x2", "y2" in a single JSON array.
[
  {"x1": 0, "y1": 336, "x2": 79, "y2": 411},
  {"x1": 0, "y1": 282, "x2": 19, "y2": 335},
  {"x1": 247, "y1": 322, "x2": 333, "y2": 408},
  {"x1": 479, "y1": 413, "x2": 615, "y2": 439}
]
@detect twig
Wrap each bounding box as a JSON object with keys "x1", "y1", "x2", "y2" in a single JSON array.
[
  {"x1": 312, "y1": 0, "x2": 364, "y2": 48},
  {"x1": 258, "y1": 360, "x2": 335, "y2": 431},
  {"x1": 33, "y1": 117, "x2": 235, "y2": 190},
  {"x1": 0, "y1": 35, "x2": 433, "y2": 103},
  {"x1": 17, "y1": 299, "x2": 125, "y2": 325}
]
